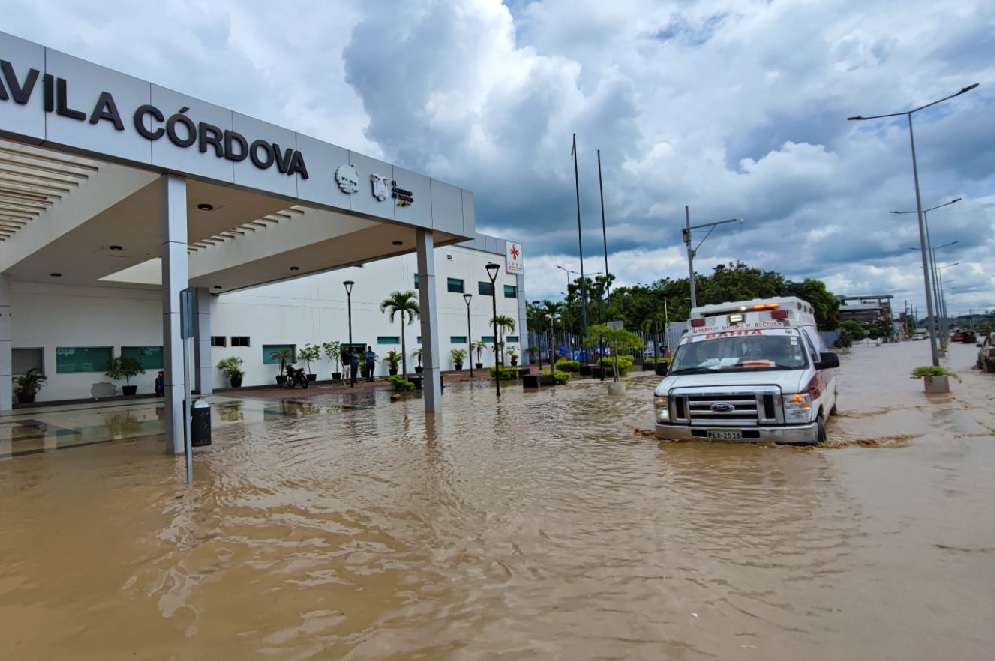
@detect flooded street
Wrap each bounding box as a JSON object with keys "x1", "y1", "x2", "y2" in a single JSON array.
[{"x1": 2, "y1": 341, "x2": 994, "y2": 660}]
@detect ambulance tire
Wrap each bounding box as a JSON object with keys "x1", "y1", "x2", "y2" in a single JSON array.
[{"x1": 816, "y1": 413, "x2": 827, "y2": 444}]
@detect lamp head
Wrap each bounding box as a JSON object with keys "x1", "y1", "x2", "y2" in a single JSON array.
[
  {"x1": 343, "y1": 280, "x2": 354, "y2": 295},
  {"x1": 485, "y1": 262, "x2": 500, "y2": 282},
  {"x1": 464, "y1": 293, "x2": 472, "y2": 305}
]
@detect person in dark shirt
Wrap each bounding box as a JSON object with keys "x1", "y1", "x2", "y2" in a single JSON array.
[
  {"x1": 349, "y1": 349, "x2": 359, "y2": 387},
  {"x1": 364, "y1": 346, "x2": 377, "y2": 382}
]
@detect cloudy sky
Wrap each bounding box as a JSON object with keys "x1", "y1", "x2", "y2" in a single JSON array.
[{"x1": 3, "y1": 0, "x2": 993, "y2": 316}]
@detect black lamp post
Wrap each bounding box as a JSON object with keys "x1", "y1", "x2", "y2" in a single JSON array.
[
  {"x1": 344, "y1": 279, "x2": 354, "y2": 388},
  {"x1": 485, "y1": 262, "x2": 501, "y2": 399},
  {"x1": 463, "y1": 293, "x2": 473, "y2": 378}
]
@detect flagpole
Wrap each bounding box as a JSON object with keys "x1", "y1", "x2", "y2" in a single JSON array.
[{"x1": 572, "y1": 133, "x2": 589, "y2": 362}]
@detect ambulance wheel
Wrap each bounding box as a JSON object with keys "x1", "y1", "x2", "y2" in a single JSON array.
[{"x1": 816, "y1": 413, "x2": 827, "y2": 444}]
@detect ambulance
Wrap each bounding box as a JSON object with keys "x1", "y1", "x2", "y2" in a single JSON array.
[{"x1": 654, "y1": 296, "x2": 840, "y2": 444}]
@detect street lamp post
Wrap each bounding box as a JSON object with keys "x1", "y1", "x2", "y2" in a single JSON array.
[
  {"x1": 907, "y1": 239, "x2": 959, "y2": 346},
  {"x1": 849, "y1": 83, "x2": 979, "y2": 366},
  {"x1": 485, "y1": 262, "x2": 501, "y2": 399},
  {"x1": 682, "y1": 206, "x2": 744, "y2": 308},
  {"x1": 463, "y1": 293, "x2": 473, "y2": 378},
  {"x1": 343, "y1": 279, "x2": 355, "y2": 388}
]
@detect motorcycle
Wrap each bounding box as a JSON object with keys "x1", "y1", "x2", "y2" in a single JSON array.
[{"x1": 284, "y1": 365, "x2": 309, "y2": 389}]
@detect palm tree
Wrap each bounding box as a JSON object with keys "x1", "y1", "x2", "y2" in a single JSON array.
[
  {"x1": 380, "y1": 291, "x2": 420, "y2": 377},
  {"x1": 490, "y1": 314, "x2": 516, "y2": 364}
]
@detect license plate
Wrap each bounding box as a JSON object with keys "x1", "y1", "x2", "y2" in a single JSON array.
[{"x1": 707, "y1": 429, "x2": 743, "y2": 441}]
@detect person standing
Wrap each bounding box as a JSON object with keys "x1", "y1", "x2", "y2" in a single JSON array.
[
  {"x1": 349, "y1": 348, "x2": 359, "y2": 387},
  {"x1": 364, "y1": 345, "x2": 377, "y2": 382}
]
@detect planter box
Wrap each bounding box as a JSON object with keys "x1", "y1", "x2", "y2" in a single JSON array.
[
  {"x1": 523, "y1": 373, "x2": 555, "y2": 388},
  {"x1": 923, "y1": 375, "x2": 951, "y2": 394},
  {"x1": 654, "y1": 362, "x2": 670, "y2": 377},
  {"x1": 518, "y1": 367, "x2": 531, "y2": 379}
]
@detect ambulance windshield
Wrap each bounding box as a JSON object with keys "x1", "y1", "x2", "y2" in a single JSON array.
[{"x1": 669, "y1": 329, "x2": 809, "y2": 374}]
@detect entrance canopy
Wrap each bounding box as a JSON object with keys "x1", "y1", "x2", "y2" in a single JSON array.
[{"x1": 0, "y1": 31, "x2": 476, "y2": 293}]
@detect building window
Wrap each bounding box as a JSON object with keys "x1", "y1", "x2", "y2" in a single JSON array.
[
  {"x1": 211, "y1": 336, "x2": 227, "y2": 347},
  {"x1": 481, "y1": 336, "x2": 495, "y2": 344},
  {"x1": 12, "y1": 348, "x2": 43, "y2": 375},
  {"x1": 413, "y1": 273, "x2": 419, "y2": 289},
  {"x1": 506, "y1": 336, "x2": 519, "y2": 343},
  {"x1": 447, "y1": 277, "x2": 464, "y2": 293},
  {"x1": 55, "y1": 346, "x2": 113, "y2": 374},
  {"x1": 504, "y1": 285, "x2": 517, "y2": 298},
  {"x1": 417, "y1": 336, "x2": 422, "y2": 344},
  {"x1": 478, "y1": 281, "x2": 494, "y2": 296},
  {"x1": 377, "y1": 336, "x2": 400, "y2": 345},
  {"x1": 263, "y1": 344, "x2": 296, "y2": 365},
  {"x1": 231, "y1": 336, "x2": 250, "y2": 347},
  {"x1": 450, "y1": 336, "x2": 467, "y2": 344},
  {"x1": 122, "y1": 346, "x2": 164, "y2": 370}
]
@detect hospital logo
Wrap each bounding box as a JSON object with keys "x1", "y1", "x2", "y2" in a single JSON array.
[{"x1": 370, "y1": 174, "x2": 390, "y2": 202}]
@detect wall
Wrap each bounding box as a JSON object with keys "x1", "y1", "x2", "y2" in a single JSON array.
[{"x1": 10, "y1": 244, "x2": 524, "y2": 401}]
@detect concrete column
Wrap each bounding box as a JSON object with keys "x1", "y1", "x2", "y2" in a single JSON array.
[
  {"x1": 160, "y1": 175, "x2": 188, "y2": 454},
  {"x1": 0, "y1": 273, "x2": 11, "y2": 413},
  {"x1": 194, "y1": 287, "x2": 212, "y2": 395},
  {"x1": 416, "y1": 230, "x2": 442, "y2": 412},
  {"x1": 516, "y1": 272, "x2": 529, "y2": 366}
]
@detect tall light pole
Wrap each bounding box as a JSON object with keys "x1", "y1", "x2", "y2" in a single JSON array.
[
  {"x1": 849, "y1": 83, "x2": 979, "y2": 366},
  {"x1": 531, "y1": 300, "x2": 543, "y2": 371},
  {"x1": 907, "y1": 239, "x2": 959, "y2": 345},
  {"x1": 892, "y1": 197, "x2": 961, "y2": 346},
  {"x1": 343, "y1": 279, "x2": 355, "y2": 388},
  {"x1": 682, "y1": 206, "x2": 744, "y2": 308},
  {"x1": 485, "y1": 262, "x2": 501, "y2": 399},
  {"x1": 463, "y1": 293, "x2": 473, "y2": 378},
  {"x1": 936, "y1": 261, "x2": 959, "y2": 342}
]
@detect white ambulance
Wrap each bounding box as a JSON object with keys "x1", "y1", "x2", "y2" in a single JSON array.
[{"x1": 654, "y1": 296, "x2": 840, "y2": 444}]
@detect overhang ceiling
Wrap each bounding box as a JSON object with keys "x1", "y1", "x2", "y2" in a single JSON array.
[{"x1": 2, "y1": 140, "x2": 469, "y2": 293}]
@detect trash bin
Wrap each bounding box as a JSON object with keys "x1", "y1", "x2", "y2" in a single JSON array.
[{"x1": 191, "y1": 399, "x2": 212, "y2": 447}]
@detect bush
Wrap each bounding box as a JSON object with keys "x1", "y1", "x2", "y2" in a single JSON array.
[
  {"x1": 387, "y1": 374, "x2": 415, "y2": 391},
  {"x1": 600, "y1": 355, "x2": 634, "y2": 375},
  {"x1": 555, "y1": 359, "x2": 580, "y2": 373},
  {"x1": 487, "y1": 365, "x2": 519, "y2": 380},
  {"x1": 910, "y1": 365, "x2": 960, "y2": 382},
  {"x1": 540, "y1": 369, "x2": 570, "y2": 385}
]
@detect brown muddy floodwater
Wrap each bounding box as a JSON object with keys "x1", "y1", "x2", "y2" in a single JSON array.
[{"x1": 2, "y1": 341, "x2": 994, "y2": 660}]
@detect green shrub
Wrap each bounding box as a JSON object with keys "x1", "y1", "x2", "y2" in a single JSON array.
[
  {"x1": 387, "y1": 374, "x2": 415, "y2": 391},
  {"x1": 910, "y1": 365, "x2": 960, "y2": 382},
  {"x1": 599, "y1": 355, "x2": 634, "y2": 375},
  {"x1": 540, "y1": 369, "x2": 570, "y2": 385},
  {"x1": 487, "y1": 365, "x2": 519, "y2": 380},
  {"x1": 555, "y1": 358, "x2": 580, "y2": 373}
]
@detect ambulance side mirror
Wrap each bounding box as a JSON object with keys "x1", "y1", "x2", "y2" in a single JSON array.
[{"x1": 816, "y1": 352, "x2": 840, "y2": 370}]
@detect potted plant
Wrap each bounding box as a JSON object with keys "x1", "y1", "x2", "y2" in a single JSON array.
[
  {"x1": 298, "y1": 343, "x2": 320, "y2": 382},
  {"x1": 910, "y1": 365, "x2": 960, "y2": 395},
  {"x1": 217, "y1": 356, "x2": 244, "y2": 388},
  {"x1": 412, "y1": 347, "x2": 423, "y2": 374},
  {"x1": 451, "y1": 348, "x2": 467, "y2": 370},
  {"x1": 471, "y1": 341, "x2": 485, "y2": 370},
  {"x1": 13, "y1": 367, "x2": 47, "y2": 404},
  {"x1": 383, "y1": 349, "x2": 401, "y2": 376},
  {"x1": 271, "y1": 347, "x2": 295, "y2": 384},
  {"x1": 106, "y1": 355, "x2": 145, "y2": 396},
  {"x1": 323, "y1": 341, "x2": 342, "y2": 380},
  {"x1": 507, "y1": 345, "x2": 519, "y2": 367}
]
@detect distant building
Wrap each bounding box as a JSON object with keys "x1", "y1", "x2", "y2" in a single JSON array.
[{"x1": 836, "y1": 295, "x2": 894, "y2": 324}]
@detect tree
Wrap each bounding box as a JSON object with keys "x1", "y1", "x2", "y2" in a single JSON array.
[
  {"x1": 585, "y1": 324, "x2": 644, "y2": 382},
  {"x1": 490, "y1": 314, "x2": 516, "y2": 364},
  {"x1": 785, "y1": 278, "x2": 840, "y2": 330},
  {"x1": 838, "y1": 320, "x2": 865, "y2": 344},
  {"x1": 380, "y1": 291, "x2": 420, "y2": 377}
]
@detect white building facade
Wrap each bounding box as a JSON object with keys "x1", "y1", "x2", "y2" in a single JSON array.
[{"x1": 10, "y1": 235, "x2": 527, "y2": 401}]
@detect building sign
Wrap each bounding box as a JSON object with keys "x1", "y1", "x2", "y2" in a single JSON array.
[
  {"x1": 370, "y1": 174, "x2": 390, "y2": 201},
  {"x1": 0, "y1": 60, "x2": 309, "y2": 179},
  {"x1": 334, "y1": 164, "x2": 359, "y2": 193},
  {"x1": 391, "y1": 181, "x2": 413, "y2": 207},
  {"x1": 505, "y1": 241, "x2": 523, "y2": 274}
]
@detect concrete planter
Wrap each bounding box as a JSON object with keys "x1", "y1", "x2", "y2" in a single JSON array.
[
  {"x1": 923, "y1": 375, "x2": 951, "y2": 394},
  {"x1": 607, "y1": 381, "x2": 626, "y2": 395}
]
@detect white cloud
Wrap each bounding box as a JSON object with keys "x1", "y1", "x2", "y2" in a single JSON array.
[{"x1": 1, "y1": 0, "x2": 992, "y2": 314}]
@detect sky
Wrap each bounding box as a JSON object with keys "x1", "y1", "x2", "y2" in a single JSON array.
[{"x1": 2, "y1": 0, "x2": 993, "y2": 317}]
